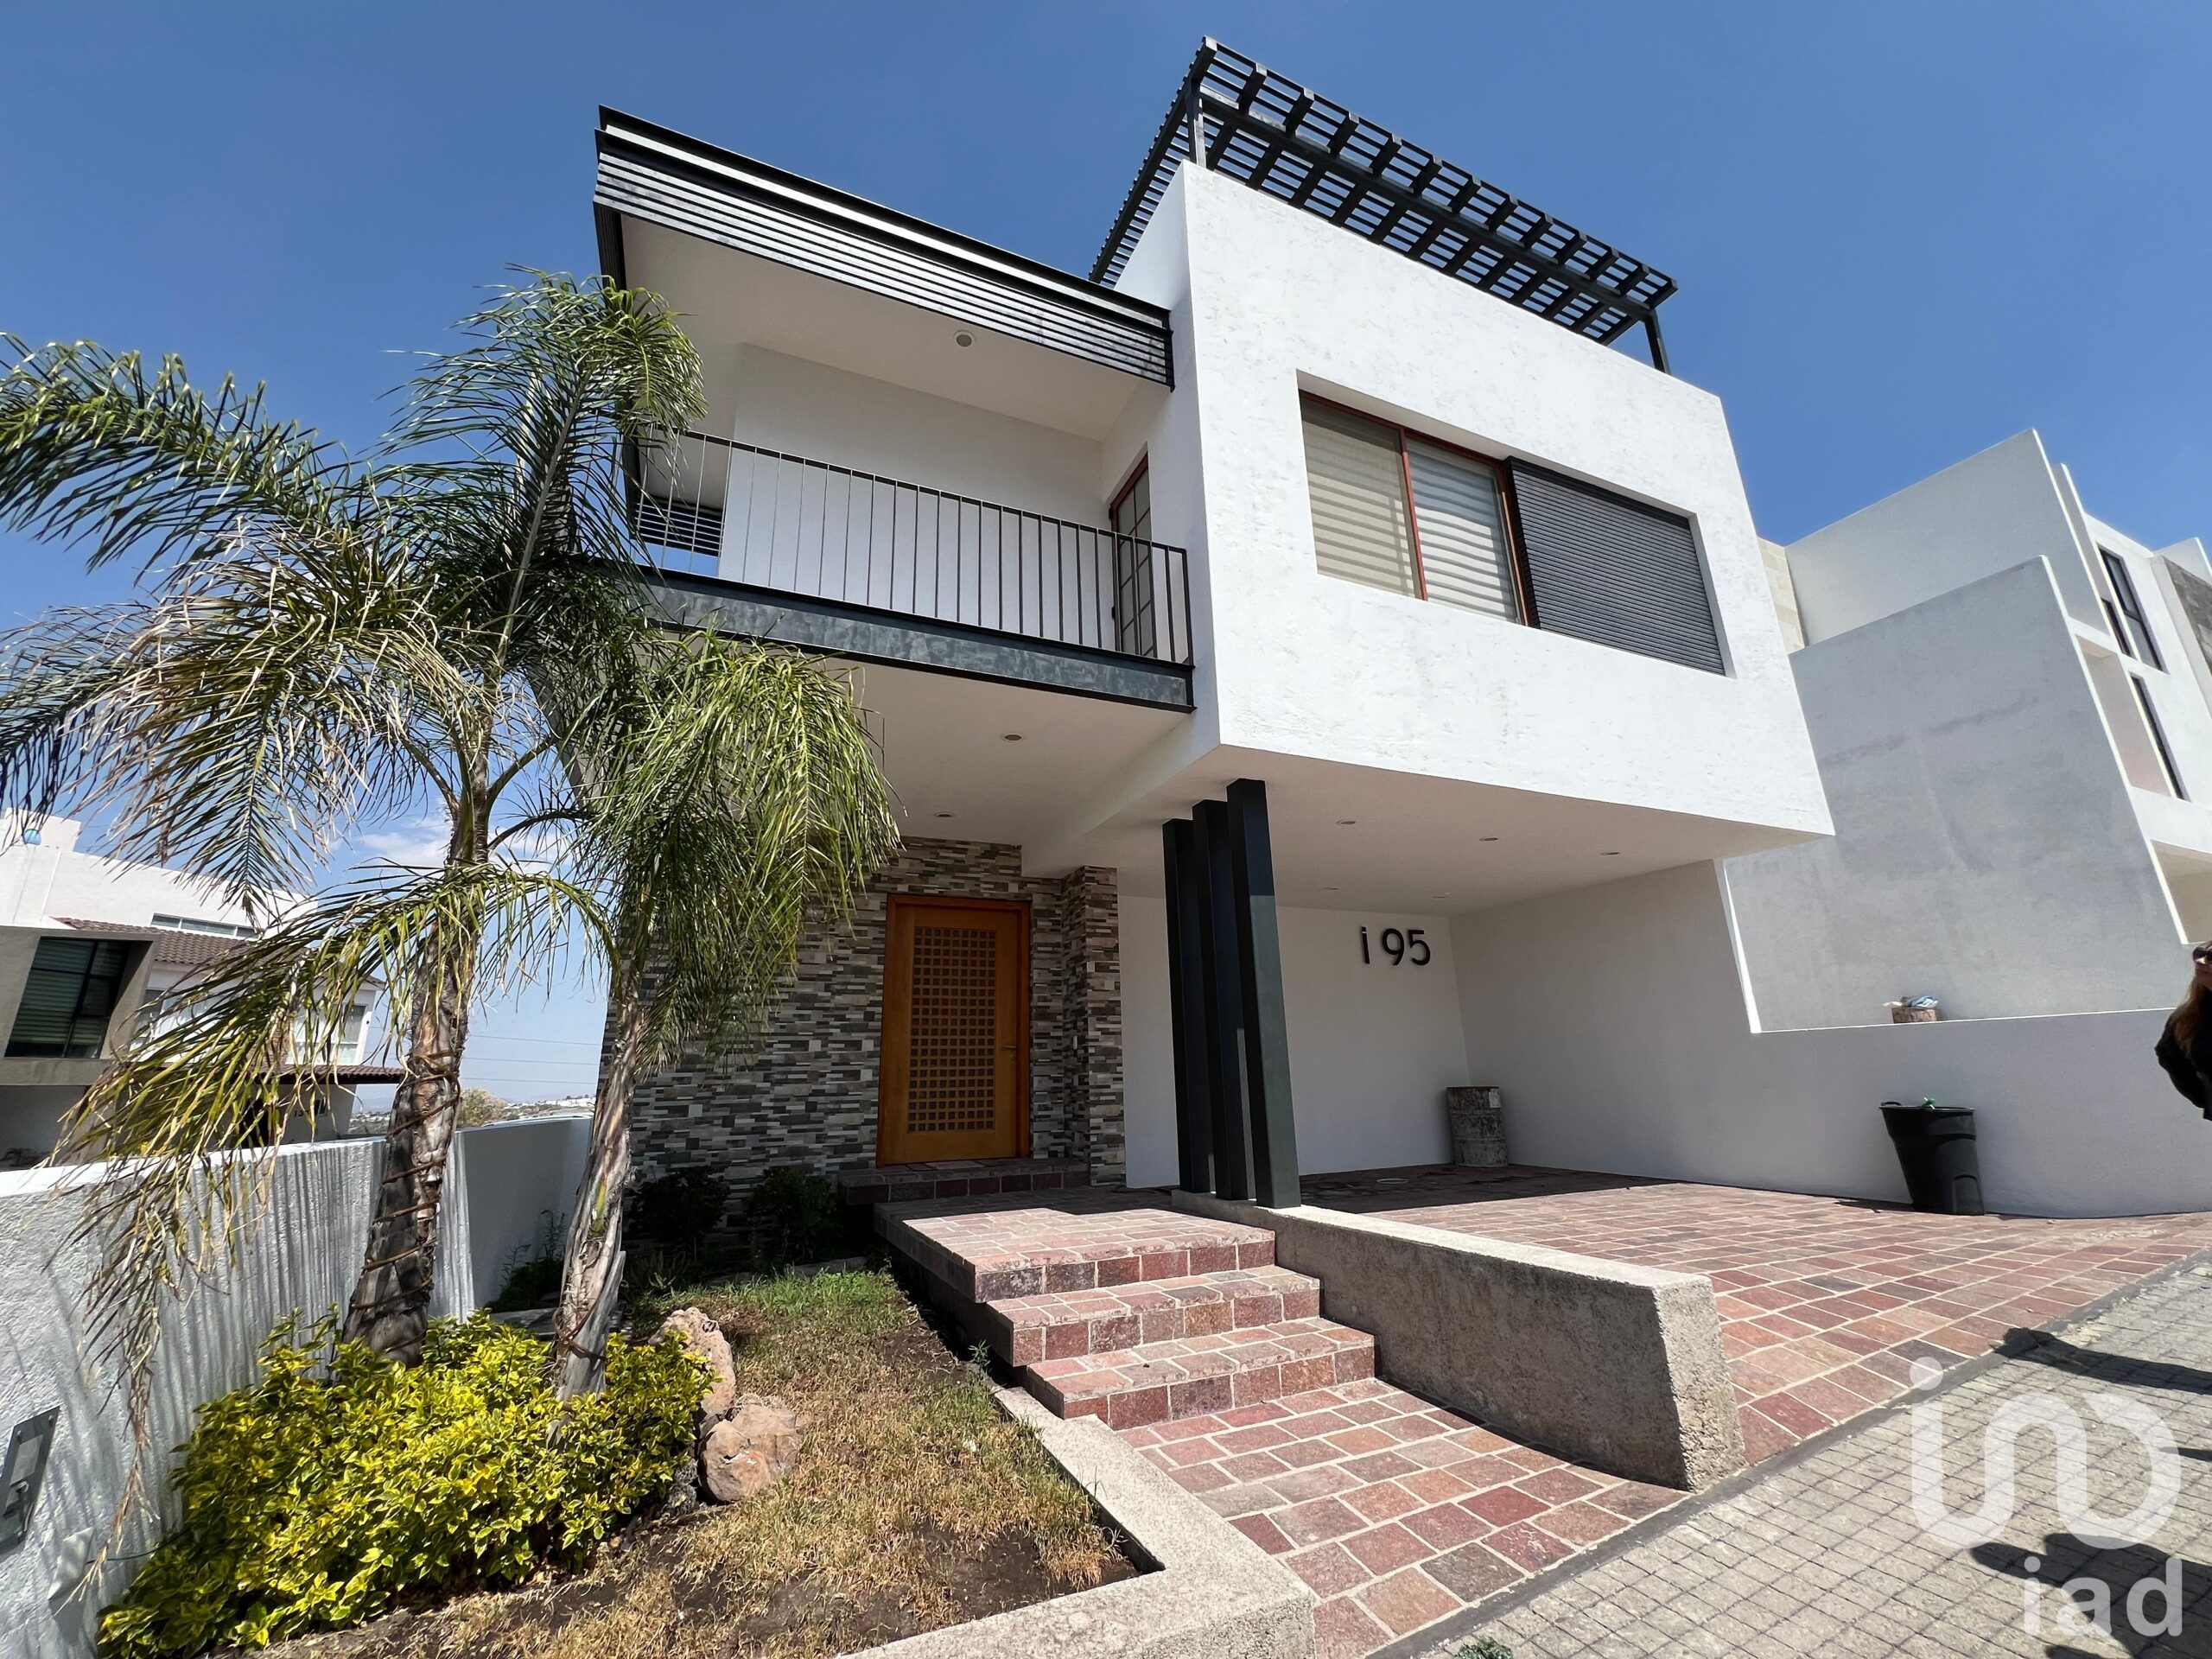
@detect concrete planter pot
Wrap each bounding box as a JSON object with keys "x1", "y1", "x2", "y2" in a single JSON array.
[{"x1": 1445, "y1": 1086, "x2": 1507, "y2": 1167}]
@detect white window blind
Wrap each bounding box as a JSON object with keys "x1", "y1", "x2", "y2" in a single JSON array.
[
  {"x1": 1404, "y1": 439, "x2": 1516, "y2": 620},
  {"x1": 1300, "y1": 401, "x2": 1415, "y2": 597}
]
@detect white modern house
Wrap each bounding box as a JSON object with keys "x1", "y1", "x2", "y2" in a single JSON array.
[
  {"x1": 0, "y1": 814, "x2": 391, "y2": 1161},
  {"x1": 1728, "y1": 431, "x2": 2212, "y2": 1029},
  {"x1": 596, "y1": 40, "x2": 1853, "y2": 1217}
]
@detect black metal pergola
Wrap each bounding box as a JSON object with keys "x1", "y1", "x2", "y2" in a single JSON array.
[{"x1": 1095, "y1": 40, "x2": 1680, "y2": 372}]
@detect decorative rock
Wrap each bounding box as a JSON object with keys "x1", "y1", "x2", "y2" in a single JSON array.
[
  {"x1": 700, "y1": 1394, "x2": 804, "y2": 1503},
  {"x1": 658, "y1": 1306, "x2": 737, "y2": 1423}
]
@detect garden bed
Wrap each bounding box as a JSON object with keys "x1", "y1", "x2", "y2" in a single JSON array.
[{"x1": 229, "y1": 1271, "x2": 1135, "y2": 1659}]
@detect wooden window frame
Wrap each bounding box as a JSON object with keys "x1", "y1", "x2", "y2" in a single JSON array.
[{"x1": 1299, "y1": 392, "x2": 1535, "y2": 624}]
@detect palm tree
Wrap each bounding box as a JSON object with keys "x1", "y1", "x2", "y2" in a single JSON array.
[
  {"x1": 546, "y1": 636, "x2": 896, "y2": 1395},
  {"x1": 0, "y1": 276, "x2": 705, "y2": 1378}
]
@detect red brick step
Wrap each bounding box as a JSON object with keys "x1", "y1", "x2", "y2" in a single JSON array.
[
  {"x1": 1027, "y1": 1316, "x2": 1377, "y2": 1429},
  {"x1": 985, "y1": 1263, "x2": 1323, "y2": 1365},
  {"x1": 880, "y1": 1202, "x2": 1275, "y2": 1302}
]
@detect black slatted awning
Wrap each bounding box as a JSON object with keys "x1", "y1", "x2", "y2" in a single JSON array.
[{"x1": 1095, "y1": 41, "x2": 1678, "y2": 371}]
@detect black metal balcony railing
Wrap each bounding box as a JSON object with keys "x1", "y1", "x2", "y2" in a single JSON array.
[{"x1": 631, "y1": 432, "x2": 1192, "y2": 667}]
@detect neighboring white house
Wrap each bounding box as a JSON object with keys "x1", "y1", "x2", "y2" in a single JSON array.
[
  {"x1": 590, "y1": 40, "x2": 2212, "y2": 1222},
  {"x1": 1728, "y1": 431, "x2": 2212, "y2": 1028},
  {"x1": 0, "y1": 814, "x2": 391, "y2": 1161}
]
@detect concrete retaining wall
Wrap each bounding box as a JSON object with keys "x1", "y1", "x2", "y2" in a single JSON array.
[
  {"x1": 1173, "y1": 1191, "x2": 1744, "y2": 1491},
  {"x1": 863, "y1": 1387, "x2": 1315, "y2": 1659}
]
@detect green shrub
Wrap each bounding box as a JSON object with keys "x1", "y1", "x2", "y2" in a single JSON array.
[
  {"x1": 740, "y1": 1166, "x2": 842, "y2": 1270},
  {"x1": 99, "y1": 1313, "x2": 702, "y2": 1658},
  {"x1": 626, "y1": 1166, "x2": 729, "y2": 1246}
]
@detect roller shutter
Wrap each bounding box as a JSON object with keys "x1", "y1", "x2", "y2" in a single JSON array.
[{"x1": 1510, "y1": 461, "x2": 1723, "y2": 673}]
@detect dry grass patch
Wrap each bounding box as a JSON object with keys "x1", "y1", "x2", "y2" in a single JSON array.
[{"x1": 257, "y1": 1270, "x2": 1132, "y2": 1659}]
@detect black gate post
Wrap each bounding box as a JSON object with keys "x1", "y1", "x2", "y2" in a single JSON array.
[
  {"x1": 1160, "y1": 817, "x2": 1214, "y2": 1194},
  {"x1": 1192, "y1": 798, "x2": 1254, "y2": 1200},
  {"x1": 1226, "y1": 779, "x2": 1301, "y2": 1209}
]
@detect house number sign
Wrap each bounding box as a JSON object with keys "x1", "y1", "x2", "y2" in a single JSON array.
[{"x1": 1359, "y1": 925, "x2": 1431, "y2": 966}]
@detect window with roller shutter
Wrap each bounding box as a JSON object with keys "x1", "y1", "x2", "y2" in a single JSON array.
[{"x1": 1296, "y1": 394, "x2": 1724, "y2": 673}]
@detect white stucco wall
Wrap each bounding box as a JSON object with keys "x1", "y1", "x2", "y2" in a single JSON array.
[
  {"x1": 1122, "y1": 898, "x2": 1471, "y2": 1189},
  {"x1": 1726, "y1": 559, "x2": 2185, "y2": 1027},
  {"x1": 0, "y1": 1121, "x2": 588, "y2": 1657},
  {"x1": 1784, "y1": 430, "x2": 2104, "y2": 641},
  {"x1": 1452, "y1": 861, "x2": 2212, "y2": 1220},
  {"x1": 448, "y1": 1114, "x2": 592, "y2": 1308},
  {"x1": 0, "y1": 816, "x2": 265, "y2": 932},
  {"x1": 715, "y1": 346, "x2": 1109, "y2": 527},
  {"x1": 1121, "y1": 167, "x2": 1826, "y2": 839}
]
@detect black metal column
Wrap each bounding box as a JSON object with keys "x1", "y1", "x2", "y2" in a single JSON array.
[
  {"x1": 1160, "y1": 817, "x2": 1214, "y2": 1194},
  {"x1": 1192, "y1": 799, "x2": 1254, "y2": 1201},
  {"x1": 1226, "y1": 779, "x2": 1302, "y2": 1208}
]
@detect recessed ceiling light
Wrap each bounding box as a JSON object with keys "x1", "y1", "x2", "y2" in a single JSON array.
[
  {"x1": 1429, "y1": 894, "x2": 1448, "y2": 900},
  {"x1": 1324, "y1": 885, "x2": 1340, "y2": 892},
  {"x1": 1478, "y1": 836, "x2": 1499, "y2": 842},
  {"x1": 1336, "y1": 818, "x2": 1357, "y2": 826},
  {"x1": 955, "y1": 331, "x2": 975, "y2": 347},
  {"x1": 1001, "y1": 733, "x2": 1023, "y2": 741},
  {"x1": 935, "y1": 811, "x2": 954, "y2": 819},
  {"x1": 1601, "y1": 850, "x2": 1622, "y2": 856}
]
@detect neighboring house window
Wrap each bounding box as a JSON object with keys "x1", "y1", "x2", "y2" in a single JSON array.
[
  {"x1": 2101, "y1": 550, "x2": 2164, "y2": 670},
  {"x1": 1297, "y1": 394, "x2": 1724, "y2": 672},
  {"x1": 6, "y1": 937, "x2": 133, "y2": 1058},
  {"x1": 2133, "y1": 676, "x2": 2187, "y2": 799},
  {"x1": 150, "y1": 913, "x2": 257, "y2": 938},
  {"x1": 1109, "y1": 460, "x2": 1157, "y2": 658}
]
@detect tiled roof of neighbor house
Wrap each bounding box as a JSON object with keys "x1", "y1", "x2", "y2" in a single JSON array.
[
  {"x1": 55, "y1": 917, "x2": 238, "y2": 967},
  {"x1": 276, "y1": 1063, "x2": 406, "y2": 1084}
]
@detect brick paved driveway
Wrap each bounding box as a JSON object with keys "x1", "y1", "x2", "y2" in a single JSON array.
[
  {"x1": 1428, "y1": 1258, "x2": 2212, "y2": 1657},
  {"x1": 1306, "y1": 1166, "x2": 2212, "y2": 1463}
]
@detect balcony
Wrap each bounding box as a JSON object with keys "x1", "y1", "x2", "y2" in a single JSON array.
[{"x1": 632, "y1": 432, "x2": 1194, "y2": 709}]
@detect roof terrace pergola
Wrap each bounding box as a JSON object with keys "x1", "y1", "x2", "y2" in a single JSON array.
[{"x1": 1095, "y1": 40, "x2": 1680, "y2": 372}]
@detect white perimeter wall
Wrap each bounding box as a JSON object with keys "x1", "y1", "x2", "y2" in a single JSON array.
[
  {"x1": 448, "y1": 1114, "x2": 591, "y2": 1307},
  {"x1": 1452, "y1": 861, "x2": 2212, "y2": 1220},
  {"x1": 0, "y1": 1119, "x2": 588, "y2": 1658},
  {"x1": 1726, "y1": 559, "x2": 2186, "y2": 1026},
  {"x1": 1123, "y1": 897, "x2": 1471, "y2": 1189},
  {"x1": 1150, "y1": 167, "x2": 1826, "y2": 840}
]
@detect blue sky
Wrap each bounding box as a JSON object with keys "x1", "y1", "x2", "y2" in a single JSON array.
[{"x1": 4, "y1": 2, "x2": 2209, "y2": 1098}]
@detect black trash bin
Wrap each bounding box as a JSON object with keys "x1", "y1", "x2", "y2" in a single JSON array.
[{"x1": 1880, "y1": 1099, "x2": 1984, "y2": 1216}]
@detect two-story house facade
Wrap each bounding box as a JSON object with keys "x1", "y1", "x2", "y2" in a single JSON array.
[{"x1": 599, "y1": 41, "x2": 1832, "y2": 1219}]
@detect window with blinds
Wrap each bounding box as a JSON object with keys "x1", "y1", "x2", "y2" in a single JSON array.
[
  {"x1": 1296, "y1": 394, "x2": 1726, "y2": 673},
  {"x1": 1298, "y1": 398, "x2": 1519, "y2": 620},
  {"x1": 6, "y1": 936, "x2": 133, "y2": 1058}
]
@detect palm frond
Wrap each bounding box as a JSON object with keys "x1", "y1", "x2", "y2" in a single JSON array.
[{"x1": 0, "y1": 335, "x2": 361, "y2": 576}]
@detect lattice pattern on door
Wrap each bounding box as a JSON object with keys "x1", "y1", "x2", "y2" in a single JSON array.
[{"x1": 903, "y1": 924, "x2": 1001, "y2": 1133}]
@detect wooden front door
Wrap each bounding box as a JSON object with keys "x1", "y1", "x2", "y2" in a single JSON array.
[{"x1": 878, "y1": 896, "x2": 1029, "y2": 1164}]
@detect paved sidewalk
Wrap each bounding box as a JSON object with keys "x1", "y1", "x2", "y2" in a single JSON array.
[{"x1": 1407, "y1": 1259, "x2": 2212, "y2": 1657}]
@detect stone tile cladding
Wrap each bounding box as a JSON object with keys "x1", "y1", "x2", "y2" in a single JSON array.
[{"x1": 625, "y1": 839, "x2": 1124, "y2": 1223}]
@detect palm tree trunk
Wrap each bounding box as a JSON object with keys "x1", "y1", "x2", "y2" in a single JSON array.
[
  {"x1": 342, "y1": 906, "x2": 481, "y2": 1361},
  {"x1": 551, "y1": 987, "x2": 650, "y2": 1396}
]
